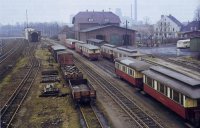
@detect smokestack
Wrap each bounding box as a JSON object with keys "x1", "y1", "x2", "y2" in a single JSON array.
[
  {"x1": 135, "y1": 0, "x2": 137, "y2": 21},
  {"x1": 131, "y1": 4, "x2": 132, "y2": 20}
]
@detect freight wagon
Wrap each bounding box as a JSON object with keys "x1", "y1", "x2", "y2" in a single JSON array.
[
  {"x1": 57, "y1": 51, "x2": 74, "y2": 66},
  {"x1": 69, "y1": 79, "x2": 96, "y2": 106},
  {"x1": 51, "y1": 45, "x2": 66, "y2": 61},
  {"x1": 61, "y1": 65, "x2": 83, "y2": 81}
]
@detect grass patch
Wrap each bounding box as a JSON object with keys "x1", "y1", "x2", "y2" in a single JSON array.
[{"x1": 0, "y1": 57, "x2": 28, "y2": 91}]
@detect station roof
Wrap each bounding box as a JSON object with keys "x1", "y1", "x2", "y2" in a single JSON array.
[
  {"x1": 51, "y1": 45, "x2": 66, "y2": 51},
  {"x1": 142, "y1": 66, "x2": 200, "y2": 99},
  {"x1": 115, "y1": 57, "x2": 151, "y2": 71}
]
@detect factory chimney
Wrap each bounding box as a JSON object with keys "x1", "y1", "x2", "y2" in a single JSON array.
[{"x1": 135, "y1": 0, "x2": 137, "y2": 22}]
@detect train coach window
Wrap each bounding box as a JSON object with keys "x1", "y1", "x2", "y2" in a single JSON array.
[
  {"x1": 159, "y1": 83, "x2": 165, "y2": 94},
  {"x1": 169, "y1": 88, "x2": 173, "y2": 99},
  {"x1": 95, "y1": 49, "x2": 100, "y2": 53},
  {"x1": 180, "y1": 93, "x2": 184, "y2": 105},
  {"x1": 122, "y1": 65, "x2": 126, "y2": 72},
  {"x1": 115, "y1": 63, "x2": 120, "y2": 69},
  {"x1": 128, "y1": 68, "x2": 134, "y2": 76},
  {"x1": 146, "y1": 77, "x2": 153, "y2": 88},
  {"x1": 173, "y1": 90, "x2": 179, "y2": 103},
  {"x1": 197, "y1": 99, "x2": 200, "y2": 106}
]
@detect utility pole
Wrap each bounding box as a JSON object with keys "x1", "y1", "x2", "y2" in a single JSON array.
[
  {"x1": 125, "y1": 20, "x2": 129, "y2": 47},
  {"x1": 0, "y1": 40, "x2": 3, "y2": 56}
]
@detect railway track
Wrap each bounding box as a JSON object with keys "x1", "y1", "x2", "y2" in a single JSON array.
[
  {"x1": 0, "y1": 39, "x2": 23, "y2": 64},
  {"x1": 79, "y1": 104, "x2": 103, "y2": 128},
  {"x1": 0, "y1": 44, "x2": 40, "y2": 128},
  {"x1": 92, "y1": 58, "x2": 115, "y2": 76},
  {"x1": 74, "y1": 57, "x2": 164, "y2": 128}
]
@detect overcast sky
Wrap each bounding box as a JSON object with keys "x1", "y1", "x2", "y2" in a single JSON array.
[{"x1": 0, "y1": 0, "x2": 199, "y2": 25}]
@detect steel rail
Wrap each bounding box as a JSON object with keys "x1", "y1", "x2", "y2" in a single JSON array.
[{"x1": 74, "y1": 57, "x2": 164, "y2": 128}]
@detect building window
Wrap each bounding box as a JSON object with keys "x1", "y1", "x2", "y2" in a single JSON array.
[
  {"x1": 173, "y1": 28, "x2": 175, "y2": 31},
  {"x1": 105, "y1": 19, "x2": 109, "y2": 22},
  {"x1": 88, "y1": 18, "x2": 94, "y2": 22}
]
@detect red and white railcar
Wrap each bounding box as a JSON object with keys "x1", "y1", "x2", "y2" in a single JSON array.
[
  {"x1": 81, "y1": 44, "x2": 100, "y2": 60},
  {"x1": 142, "y1": 66, "x2": 200, "y2": 126},
  {"x1": 114, "y1": 57, "x2": 151, "y2": 89},
  {"x1": 75, "y1": 41, "x2": 86, "y2": 54},
  {"x1": 65, "y1": 39, "x2": 78, "y2": 49},
  {"x1": 113, "y1": 47, "x2": 145, "y2": 60},
  {"x1": 101, "y1": 44, "x2": 116, "y2": 61}
]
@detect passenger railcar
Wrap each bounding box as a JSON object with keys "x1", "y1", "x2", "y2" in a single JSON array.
[
  {"x1": 51, "y1": 45, "x2": 66, "y2": 61},
  {"x1": 65, "y1": 38, "x2": 78, "y2": 49},
  {"x1": 114, "y1": 57, "x2": 151, "y2": 89},
  {"x1": 75, "y1": 41, "x2": 86, "y2": 54},
  {"x1": 81, "y1": 44, "x2": 100, "y2": 60},
  {"x1": 101, "y1": 44, "x2": 116, "y2": 60},
  {"x1": 111, "y1": 47, "x2": 145, "y2": 61},
  {"x1": 69, "y1": 79, "x2": 96, "y2": 106},
  {"x1": 142, "y1": 66, "x2": 200, "y2": 126}
]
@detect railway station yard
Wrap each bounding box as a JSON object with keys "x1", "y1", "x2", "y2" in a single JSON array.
[{"x1": 10, "y1": 44, "x2": 80, "y2": 128}]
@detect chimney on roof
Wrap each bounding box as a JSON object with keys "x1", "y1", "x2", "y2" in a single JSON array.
[
  {"x1": 102, "y1": 10, "x2": 104, "y2": 12},
  {"x1": 161, "y1": 15, "x2": 164, "y2": 18},
  {"x1": 93, "y1": 10, "x2": 94, "y2": 12},
  {"x1": 86, "y1": 9, "x2": 88, "y2": 12}
]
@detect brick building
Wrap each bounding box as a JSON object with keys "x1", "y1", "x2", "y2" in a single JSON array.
[
  {"x1": 73, "y1": 11, "x2": 136, "y2": 46},
  {"x1": 72, "y1": 11, "x2": 121, "y2": 40},
  {"x1": 79, "y1": 25, "x2": 136, "y2": 46}
]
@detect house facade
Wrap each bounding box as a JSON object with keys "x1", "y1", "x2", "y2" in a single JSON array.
[
  {"x1": 72, "y1": 11, "x2": 121, "y2": 40},
  {"x1": 180, "y1": 21, "x2": 200, "y2": 38},
  {"x1": 154, "y1": 15, "x2": 182, "y2": 39}
]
